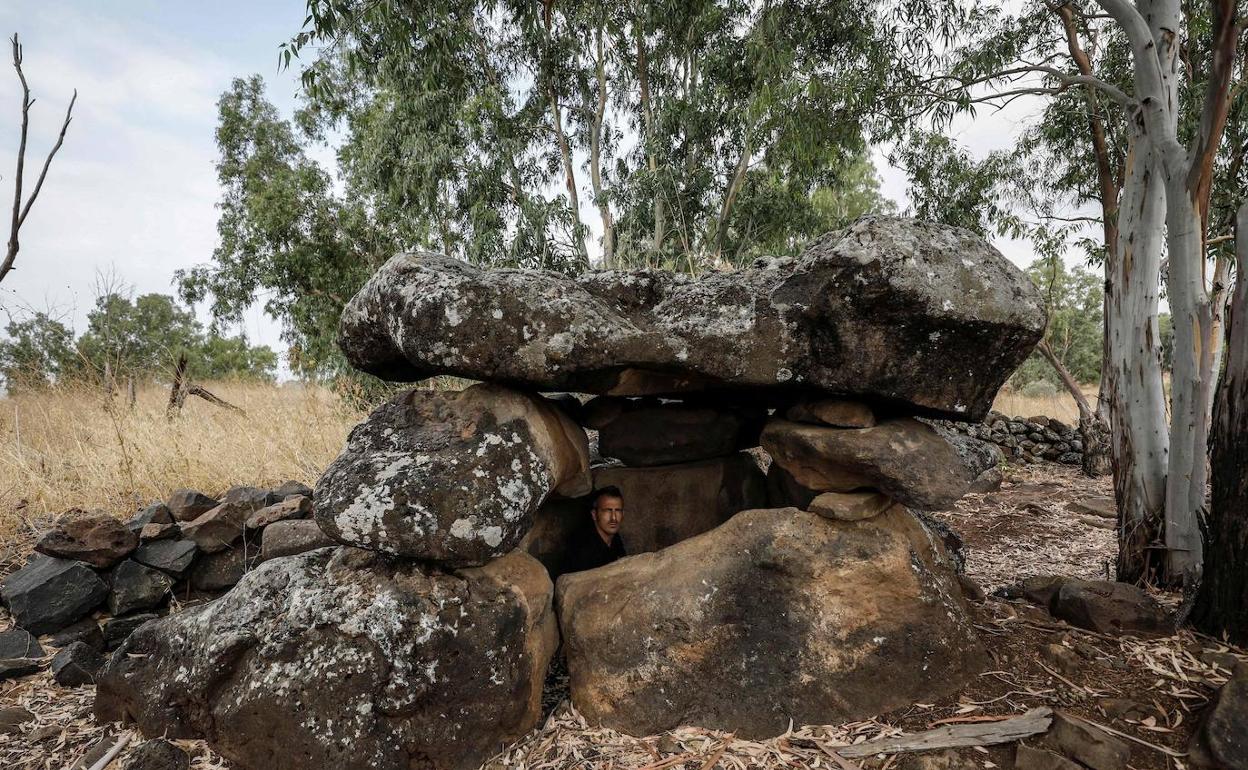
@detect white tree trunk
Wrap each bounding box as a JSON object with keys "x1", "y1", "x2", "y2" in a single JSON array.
[
  {"x1": 1107, "y1": 130, "x2": 1170, "y2": 583},
  {"x1": 1162, "y1": 178, "x2": 1209, "y2": 581}
]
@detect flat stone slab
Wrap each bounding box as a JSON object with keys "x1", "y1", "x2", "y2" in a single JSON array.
[
  {"x1": 337, "y1": 217, "x2": 1044, "y2": 420},
  {"x1": 762, "y1": 417, "x2": 998, "y2": 510}
]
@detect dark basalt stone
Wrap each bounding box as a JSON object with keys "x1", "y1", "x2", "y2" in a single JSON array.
[{"x1": 338, "y1": 217, "x2": 1044, "y2": 420}]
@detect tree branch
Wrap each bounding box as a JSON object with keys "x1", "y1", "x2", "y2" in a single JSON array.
[
  {"x1": 924, "y1": 62, "x2": 1136, "y2": 108},
  {"x1": 2, "y1": 33, "x2": 76, "y2": 286},
  {"x1": 1185, "y1": 0, "x2": 1239, "y2": 237},
  {"x1": 1095, "y1": 0, "x2": 1186, "y2": 165}
]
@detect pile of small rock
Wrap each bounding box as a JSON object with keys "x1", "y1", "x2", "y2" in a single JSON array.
[
  {"x1": 88, "y1": 216, "x2": 1047, "y2": 770},
  {"x1": 0, "y1": 480, "x2": 331, "y2": 687},
  {"x1": 941, "y1": 412, "x2": 1084, "y2": 465}
]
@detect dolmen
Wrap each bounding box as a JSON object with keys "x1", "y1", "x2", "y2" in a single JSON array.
[{"x1": 94, "y1": 217, "x2": 1045, "y2": 770}]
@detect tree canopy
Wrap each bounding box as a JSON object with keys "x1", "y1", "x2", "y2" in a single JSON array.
[
  {"x1": 175, "y1": 1, "x2": 989, "y2": 375},
  {"x1": 0, "y1": 293, "x2": 277, "y2": 391}
]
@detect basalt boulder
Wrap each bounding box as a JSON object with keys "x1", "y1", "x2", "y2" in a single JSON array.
[
  {"x1": 338, "y1": 217, "x2": 1044, "y2": 420},
  {"x1": 35, "y1": 510, "x2": 138, "y2": 568},
  {"x1": 761, "y1": 418, "x2": 998, "y2": 510},
  {"x1": 556, "y1": 506, "x2": 986, "y2": 738},
  {"x1": 315, "y1": 384, "x2": 591, "y2": 566},
  {"x1": 95, "y1": 548, "x2": 559, "y2": 770},
  {"x1": 1, "y1": 556, "x2": 108, "y2": 634}
]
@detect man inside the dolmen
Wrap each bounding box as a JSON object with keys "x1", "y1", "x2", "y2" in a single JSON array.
[{"x1": 564, "y1": 486, "x2": 628, "y2": 573}]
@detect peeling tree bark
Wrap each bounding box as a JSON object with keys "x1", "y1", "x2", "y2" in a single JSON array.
[
  {"x1": 1097, "y1": 0, "x2": 1238, "y2": 585},
  {"x1": 1106, "y1": 128, "x2": 1169, "y2": 584}
]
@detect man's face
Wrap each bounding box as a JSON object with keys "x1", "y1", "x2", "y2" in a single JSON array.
[{"x1": 591, "y1": 495, "x2": 624, "y2": 538}]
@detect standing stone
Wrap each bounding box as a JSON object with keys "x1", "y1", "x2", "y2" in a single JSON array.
[
  {"x1": 166, "y1": 490, "x2": 220, "y2": 522},
  {"x1": 337, "y1": 217, "x2": 1044, "y2": 420},
  {"x1": 35, "y1": 511, "x2": 138, "y2": 568},
  {"x1": 108, "y1": 560, "x2": 173, "y2": 616},
  {"x1": 96, "y1": 548, "x2": 559, "y2": 770},
  {"x1": 762, "y1": 418, "x2": 997, "y2": 509},
  {"x1": 590, "y1": 452, "x2": 768, "y2": 553},
  {"x1": 1, "y1": 557, "x2": 108, "y2": 634},
  {"x1": 557, "y1": 506, "x2": 985, "y2": 738},
  {"x1": 315, "y1": 384, "x2": 591, "y2": 566}
]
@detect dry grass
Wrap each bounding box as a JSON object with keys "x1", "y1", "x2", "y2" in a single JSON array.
[
  {"x1": 991, "y1": 386, "x2": 1102, "y2": 424},
  {"x1": 0, "y1": 380, "x2": 362, "y2": 541}
]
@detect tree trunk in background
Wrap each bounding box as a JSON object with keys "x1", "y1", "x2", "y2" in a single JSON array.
[
  {"x1": 1107, "y1": 133, "x2": 1170, "y2": 585},
  {"x1": 589, "y1": 22, "x2": 614, "y2": 267},
  {"x1": 635, "y1": 9, "x2": 663, "y2": 254},
  {"x1": 1036, "y1": 338, "x2": 1112, "y2": 477},
  {"x1": 1161, "y1": 180, "x2": 1208, "y2": 582},
  {"x1": 1192, "y1": 204, "x2": 1247, "y2": 643}
]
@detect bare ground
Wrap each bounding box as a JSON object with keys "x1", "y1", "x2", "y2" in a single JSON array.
[{"x1": 2, "y1": 464, "x2": 1243, "y2": 770}]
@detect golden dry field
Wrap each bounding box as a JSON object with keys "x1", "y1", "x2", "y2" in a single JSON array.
[
  {"x1": 0, "y1": 380, "x2": 363, "y2": 542},
  {"x1": 0, "y1": 380, "x2": 1098, "y2": 543},
  {"x1": 991, "y1": 387, "x2": 1100, "y2": 424}
]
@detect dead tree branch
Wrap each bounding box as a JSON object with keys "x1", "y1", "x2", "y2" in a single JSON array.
[
  {"x1": 167, "y1": 352, "x2": 244, "y2": 418},
  {"x1": 2, "y1": 33, "x2": 76, "y2": 285}
]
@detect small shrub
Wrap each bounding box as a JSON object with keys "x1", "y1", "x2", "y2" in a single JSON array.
[{"x1": 1020, "y1": 380, "x2": 1058, "y2": 399}]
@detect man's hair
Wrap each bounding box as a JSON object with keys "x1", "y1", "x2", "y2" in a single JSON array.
[{"x1": 591, "y1": 485, "x2": 624, "y2": 508}]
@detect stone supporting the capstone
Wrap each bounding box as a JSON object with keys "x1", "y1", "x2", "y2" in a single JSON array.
[
  {"x1": 95, "y1": 548, "x2": 559, "y2": 770},
  {"x1": 556, "y1": 506, "x2": 986, "y2": 738}
]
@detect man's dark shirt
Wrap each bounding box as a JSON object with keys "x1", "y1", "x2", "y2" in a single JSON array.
[{"x1": 563, "y1": 524, "x2": 627, "y2": 574}]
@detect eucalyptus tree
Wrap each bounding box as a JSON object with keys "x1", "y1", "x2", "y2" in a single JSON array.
[
  {"x1": 1193, "y1": 204, "x2": 1248, "y2": 642},
  {"x1": 283, "y1": 0, "x2": 900, "y2": 271},
  {"x1": 910, "y1": 0, "x2": 1244, "y2": 586}
]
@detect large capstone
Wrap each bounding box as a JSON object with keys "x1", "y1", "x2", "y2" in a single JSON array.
[
  {"x1": 315, "y1": 384, "x2": 591, "y2": 566},
  {"x1": 94, "y1": 548, "x2": 559, "y2": 770},
  {"x1": 556, "y1": 506, "x2": 986, "y2": 738},
  {"x1": 338, "y1": 217, "x2": 1044, "y2": 420}
]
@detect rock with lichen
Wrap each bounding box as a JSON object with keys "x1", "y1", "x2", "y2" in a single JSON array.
[
  {"x1": 315, "y1": 383, "x2": 590, "y2": 566},
  {"x1": 95, "y1": 547, "x2": 559, "y2": 770},
  {"x1": 337, "y1": 217, "x2": 1044, "y2": 420}
]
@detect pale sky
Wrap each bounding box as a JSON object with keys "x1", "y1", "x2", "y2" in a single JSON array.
[{"x1": 0, "y1": 2, "x2": 1054, "y2": 371}]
